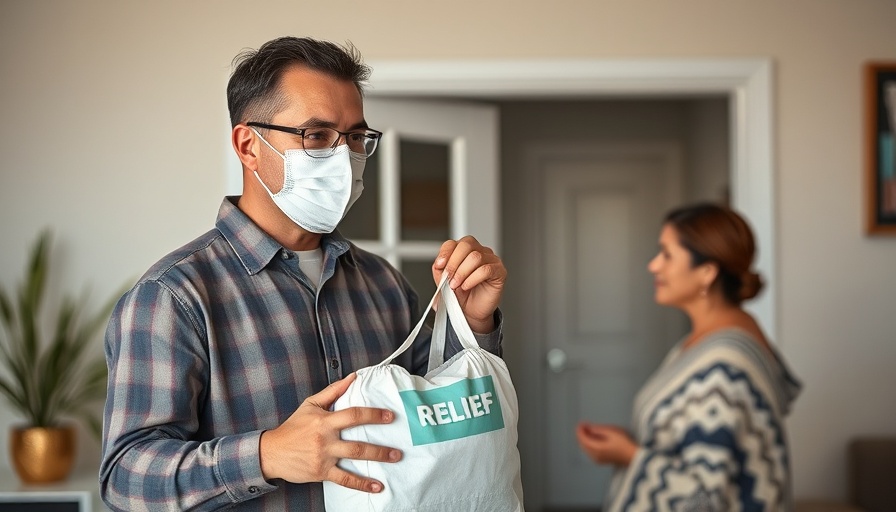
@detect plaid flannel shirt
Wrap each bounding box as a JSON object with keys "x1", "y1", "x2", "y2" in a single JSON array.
[{"x1": 100, "y1": 197, "x2": 502, "y2": 511}]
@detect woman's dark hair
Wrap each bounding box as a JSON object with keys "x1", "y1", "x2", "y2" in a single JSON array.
[
  {"x1": 664, "y1": 202, "x2": 763, "y2": 305},
  {"x1": 226, "y1": 36, "x2": 371, "y2": 127}
]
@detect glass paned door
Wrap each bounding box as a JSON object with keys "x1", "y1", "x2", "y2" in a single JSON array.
[{"x1": 340, "y1": 97, "x2": 499, "y2": 299}]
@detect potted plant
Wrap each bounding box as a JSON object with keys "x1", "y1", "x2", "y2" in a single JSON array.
[{"x1": 0, "y1": 230, "x2": 121, "y2": 484}]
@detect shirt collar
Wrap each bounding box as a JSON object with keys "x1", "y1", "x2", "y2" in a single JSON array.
[{"x1": 215, "y1": 197, "x2": 353, "y2": 275}]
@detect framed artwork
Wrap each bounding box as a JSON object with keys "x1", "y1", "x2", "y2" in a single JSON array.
[{"x1": 865, "y1": 61, "x2": 896, "y2": 235}]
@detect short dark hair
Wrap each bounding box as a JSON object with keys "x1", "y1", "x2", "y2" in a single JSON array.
[
  {"x1": 226, "y1": 36, "x2": 371, "y2": 127},
  {"x1": 664, "y1": 202, "x2": 763, "y2": 305}
]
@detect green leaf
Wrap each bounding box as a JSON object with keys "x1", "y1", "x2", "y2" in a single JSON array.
[
  {"x1": 20, "y1": 230, "x2": 49, "y2": 368},
  {"x1": 0, "y1": 287, "x2": 15, "y2": 334},
  {"x1": 0, "y1": 230, "x2": 123, "y2": 434},
  {"x1": 0, "y1": 376, "x2": 28, "y2": 419}
]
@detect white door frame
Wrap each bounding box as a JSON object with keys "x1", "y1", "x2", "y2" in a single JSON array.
[{"x1": 366, "y1": 58, "x2": 776, "y2": 341}]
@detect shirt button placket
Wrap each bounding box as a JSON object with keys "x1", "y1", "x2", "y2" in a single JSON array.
[{"x1": 317, "y1": 302, "x2": 343, "y2": 381}]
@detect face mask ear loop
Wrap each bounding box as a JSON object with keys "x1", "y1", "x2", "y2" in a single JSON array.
[
  {"x1": 250, "y1": 127, "x2": 286, "y2": 160},
  {"x1": 252, "y1": 170, "x2": 278, "y2": 197},
  {"x1": 250, "y1": 127, "x2": 285, "y2": 197}
]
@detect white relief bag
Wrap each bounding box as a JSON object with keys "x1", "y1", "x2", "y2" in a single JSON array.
[{"x1": 323, "y1": 274, "x2": 524, "y2": 512}]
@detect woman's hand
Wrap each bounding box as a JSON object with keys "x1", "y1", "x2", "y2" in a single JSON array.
[{"x1": 575, "y1": 422, "x2": 638, "y2": 467}]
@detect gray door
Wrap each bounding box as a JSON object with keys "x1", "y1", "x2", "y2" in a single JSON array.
[{"x1": 523, "y1": 145, "x2": 687, "y2": 510}]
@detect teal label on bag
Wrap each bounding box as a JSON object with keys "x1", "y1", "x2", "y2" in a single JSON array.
[{"x1": 399, "y1": 376, "x2": 505, "y2": 446}]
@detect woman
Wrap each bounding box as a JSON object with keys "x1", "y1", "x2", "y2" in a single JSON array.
[{"x1": 576, "y1": 203, "x2": 801, "y2": 511}]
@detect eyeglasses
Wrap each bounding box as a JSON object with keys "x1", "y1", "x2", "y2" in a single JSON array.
[{"x1": 247, "y1": 122, "x2": 382, "y2": 158}]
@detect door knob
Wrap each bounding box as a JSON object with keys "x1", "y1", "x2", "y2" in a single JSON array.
[{"x1": 546, "y1": 348, "x2": 568, "y2": 373}]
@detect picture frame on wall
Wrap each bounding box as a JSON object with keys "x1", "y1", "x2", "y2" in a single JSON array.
[{"x1": 865, "y1": 61, "x2": 896, "y2": 235}]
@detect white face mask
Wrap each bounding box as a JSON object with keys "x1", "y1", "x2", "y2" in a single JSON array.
[{"x1": 252, "y1": 128, "x2": 365, "y2": 233}]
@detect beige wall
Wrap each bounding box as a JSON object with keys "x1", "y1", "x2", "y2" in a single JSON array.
[{"x1": 1, "y1": 0, "x2": 895, "y2": 502}]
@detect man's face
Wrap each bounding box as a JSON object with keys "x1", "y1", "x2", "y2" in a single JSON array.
[{"x1": 255, "y1": 64, "x2": 367, "y2": 193}]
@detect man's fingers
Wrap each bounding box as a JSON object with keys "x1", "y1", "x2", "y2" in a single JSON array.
[
  {"x1": 328, "y1": 406, "x2": 395, "y2": 430},
  {"x1": 334, "y1": 441, "x2": 402, "y2": 464},
  {"x1": 447, "y1": 247, "x2": 484, "y2": 288},
  {"x1": 304, "y1": 373, "x2": 357, "y2": 409},
  {"x1": 326, "y1": 466, "x2": 385, "y2": 494},
  {"x1": 433, "y1": 236, "x2": 484, "y2": 274},
  {"x1": 454, "y1": 259, "x2": 503, "y2": 292},
  {"x1": 432, "y1": 236, "x2": 500, "y2": 290},
  {"x1": 433, "y1": 239, "x2": 459, "y2": 271}
]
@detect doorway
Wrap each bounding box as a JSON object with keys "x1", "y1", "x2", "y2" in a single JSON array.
[
  {"x1": 500, "y1": 97, "x2": 726, "y2": 510},
  {"x1": 365, "y1": 58, "x2": 775, "y2": 511}
]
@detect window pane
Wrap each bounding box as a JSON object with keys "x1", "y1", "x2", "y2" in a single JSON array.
[
  {"x1": 401, "y1": 259, "x2": 437, "y2": 328},
  {"x1": 340, "y1": 152, "x2": 380, "y2": 240},
  {"x1": 400, "y1": 139, "x2": 450, "y2": 241},
  {"x1": 401, "y1": 258, "x2": 437, "y2": 303}
]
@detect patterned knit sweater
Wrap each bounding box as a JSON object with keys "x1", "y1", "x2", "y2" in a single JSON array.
[{"x1": 604, "y1": 328, "x2": 802, "y2": 512}]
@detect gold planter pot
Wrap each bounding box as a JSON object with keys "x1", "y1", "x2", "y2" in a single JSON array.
[{"x1": 10, "y1": 425, "x2": 76, "y2": 484}]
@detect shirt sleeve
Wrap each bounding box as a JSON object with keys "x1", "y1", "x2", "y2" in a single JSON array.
[
  {"x1": 410, "y1": 310, "x2": 505, "y2": 375},
  {"x1": 99, "y1": 280, "x2": 276, "y2": 511},
  {"x1": 471, "y1": 309, "x2": 504, "y2": 355},
  {"x1": 607, "y1": 363, "x2": 788, "y2": 512},
  {"x1": 442, "y1": 309, "x2": 504, "y2": 355}
]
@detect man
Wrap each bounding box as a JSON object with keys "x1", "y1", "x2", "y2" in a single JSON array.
[{"x1": 100, "y1": 36, "x2": 506, "y2": 511}]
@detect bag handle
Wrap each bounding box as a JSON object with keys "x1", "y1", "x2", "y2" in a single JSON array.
[
  {"x1": 427, "y1": 276, "x2": 482, "y2": 371},
  {"x1": 379, "y1": 272, "x2": 479, "y2": 368}
]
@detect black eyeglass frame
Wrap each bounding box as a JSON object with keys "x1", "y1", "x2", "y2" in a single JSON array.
[{"x1": 247, "y1": 121, "x2": 383, "y2": 158}]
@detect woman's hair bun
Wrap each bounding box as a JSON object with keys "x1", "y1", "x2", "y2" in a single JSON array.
[{"x1": 739, "y1": 271, "x2": 764, "y2": 301}]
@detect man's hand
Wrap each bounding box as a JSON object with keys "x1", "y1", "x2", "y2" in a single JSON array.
[
  {"x1": 575, "y1": 422, "x2": 638, "y2": 467},
  {"x1": 259, "y1": 373, "x2": 401, "y2": 493},
  {"x1": 432, "y1": 236, "x2": 507, "y2": 334}
]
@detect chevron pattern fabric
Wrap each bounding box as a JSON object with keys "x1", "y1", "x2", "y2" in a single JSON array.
[{"x1": 604, "y1": 329, "x2": 802, "y2": 512}]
